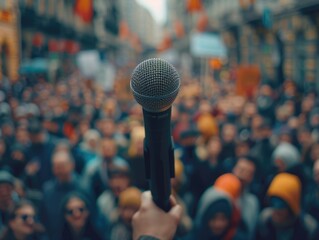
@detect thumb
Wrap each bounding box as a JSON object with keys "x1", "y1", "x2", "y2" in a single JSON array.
[{"x1": 169, "y1": 204, "x2": 182, "y2": 225}]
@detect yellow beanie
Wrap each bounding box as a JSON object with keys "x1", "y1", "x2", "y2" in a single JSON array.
[
  {"x1": 119, "y1": 187, "x2": 142, "y2": 208},
  {"x1": 214, "y1": 173, "x2": 241, "y2": 200},
  {"x1": 267, "y1": 173, "x2": 301, "y2": 215}
]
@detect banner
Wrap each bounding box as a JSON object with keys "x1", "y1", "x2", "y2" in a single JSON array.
[{"x1": 236, "y1": 65, "x2": 261, "y2": 98}]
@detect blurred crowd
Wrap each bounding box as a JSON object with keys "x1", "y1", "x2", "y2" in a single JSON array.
[{"x1": 1, "y1": 62, "x2": 319, "y2": 240}]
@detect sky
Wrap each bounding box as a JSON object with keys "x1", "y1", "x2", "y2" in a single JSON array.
[{"x1": 136, "y1": 0, "x2": 167, "y2": 25}]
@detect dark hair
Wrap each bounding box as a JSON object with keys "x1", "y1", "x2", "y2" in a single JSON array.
[
  {"x1": 0, "y1": 200, "x2": 45, "y2": 240},
  {"x1": 236, "y1": 154, "x2": 259, "y2": 172},
  {"x1": 8, "y1": 199, "x2": 36, "y2": 220},
  {"x1": 60, "y1": 191, "x2": 92, "y2": 216},
  {"x1": 59, "y1": 191, "x2": 104, "y2": 240}
]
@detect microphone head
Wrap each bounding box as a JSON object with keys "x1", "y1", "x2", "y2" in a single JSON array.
[{"x1": 130, "y1": 58, "x2": 180, "y2": 112}]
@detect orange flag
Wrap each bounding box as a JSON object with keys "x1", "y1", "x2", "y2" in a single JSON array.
[
  {"x1": 187, "y1": 0, "x2": 202, "y2": 13},
  {"x1": 74, "y1": 0, "x2": 93, "y2": 23}
]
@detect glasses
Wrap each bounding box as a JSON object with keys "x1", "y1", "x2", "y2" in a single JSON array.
[
  {"x1": 65, "y1": 207, "x2": 87, "y2": 216},
  {"x1": 16, "y1": 214, "x2": 36, "y2": 222}
]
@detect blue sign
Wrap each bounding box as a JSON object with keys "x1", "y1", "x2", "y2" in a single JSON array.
[{"x1": 190, "y1": 33, "x2": 227, "y2": 58}]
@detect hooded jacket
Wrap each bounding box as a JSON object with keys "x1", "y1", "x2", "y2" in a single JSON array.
[
  {"x1": 256, "y1": 173, "x2": 319, "y2": 240},
  {"x1": 189, "y1": 188, "x2": 247, "y2": 240}
]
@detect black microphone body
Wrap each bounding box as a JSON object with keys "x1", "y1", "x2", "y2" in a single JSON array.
[
  {"x1": 130, "y1": 58, "x2": 180, "y2": 211},
  {"x1": 143, "y1": 108, "x2": 174, "y2": 211}
]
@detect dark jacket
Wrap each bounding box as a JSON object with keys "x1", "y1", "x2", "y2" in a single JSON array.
[
  {"x1": 40, "y1": 175, "x2": 86, "y2": 240},
  {"x1": 187, "y1": 188, "x2": 248, "y2": 240},
  {"x1": 255, "y1": 208, "x2": 319, "y2": 240}
]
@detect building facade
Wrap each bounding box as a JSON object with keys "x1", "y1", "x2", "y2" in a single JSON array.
[{"x1": 208, "y1": 0, "x2": 319, "y2": 91}]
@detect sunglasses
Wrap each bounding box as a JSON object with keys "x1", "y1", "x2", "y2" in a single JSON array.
[
  {"x1": 16, "y1": 214, "x2": 36, "y2": 222},
  {"x1": 65, "y1": 207, "x2": 87, "y2": 216}
]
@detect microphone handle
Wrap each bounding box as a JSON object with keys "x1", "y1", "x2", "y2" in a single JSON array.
[{"x1": 143, "y1": 107, "x2": 175, "y2": 211}]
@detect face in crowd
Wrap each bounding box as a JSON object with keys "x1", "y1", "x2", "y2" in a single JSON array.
[
  {"x1": 64, "y1": 196, "x2": 89, "y2": 232},
  {"x1": 9, "y1": 202, "x2": 37, "y2": 238}
]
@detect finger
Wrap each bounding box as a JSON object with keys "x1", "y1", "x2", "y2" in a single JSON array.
[
  {"x1": 169, "y1": 195, "x2": 177, "y2": 207},
  {"x1": 140, "y1": 191, "x2": 154, "y2": 210},
  {"x1": 169, "y1": 204, "x2": 182, "y2": 224}
]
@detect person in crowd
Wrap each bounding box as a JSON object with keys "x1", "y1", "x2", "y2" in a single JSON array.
[
  {"x1": 132, "y1": 191, "x2": 182, "y2": 240},
  {"x1": 190, "y1": 136, "x2": 225, "y2": 211},
  {"x1": 305, "y1": 159, "x2": 319, "y2": 222},
  {"x1": 7, "y1": 143, "x2": 27, "y2": 178},
  {"x1": 264, "y1": 142, "x2": 309, "y2": 204},
  {"x1": 24, "y1": 119, "x2": 56, "y2": 190},
  {"x1": 255, "y1": 173, "x2": 319, "y2": 240},
  {"x1": 176, "y1": 127, "x2": 200, "y2": 178},
  {"x1": 220, "y1": 123, "x2": 237, "y2": 161},
  {"x1": 0, "y1": 121, "x2": 15, "y2": 147},
  {"x1": 40, "y1": 151, "x2": 86, "y2": 240},
  {"x1": 171, "y1": 158, "x2": 192, "y2": 237},
  {"x1": 125, "y1": 126, "x2": 148, "y2": 190},
  {"x1": 97, "y1": 165, "x2": 131, "y2": 224},
  {"x1": 232, "y1": 156, "x2": 259, "y2": 239},
  {"x1": 0, "y1": 138, "x2": 10, "y2": 170},
  {"x1": 249, "y1": 119, "x2": 275, "y2": 182},
  {"x1": 0, "y1": 171, "x2": 17, "y2": 232},
  {"x1": 0, "y1": 200, "x2": 47, "y2": 240},
  {"x1": 81, "y1": 138, "x2": 128, "y2": 200},
  {"x1": 303, "y1": 141, "x2": 319, "y2": 179},
  {"x1": 188, "y1": 186, "x2": 247, "y2": 240},
  {"x1": 78, "y1": 129, "x2": 101, "y2": 166},
  {"x1": 109, "y1": 187, "x2": 142, "y2": 240},
  {"x1": 59, "y1": 191, "x2": 106, "y2": 240}
]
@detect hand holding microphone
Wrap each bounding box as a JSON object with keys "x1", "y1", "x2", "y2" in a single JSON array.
[{"x1": 130, "y1": 58, "x2": 180, "y2": 211}]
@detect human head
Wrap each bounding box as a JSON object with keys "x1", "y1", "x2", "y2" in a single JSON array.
[
  {"x1": 206, "y1": 137, "x2": 222, "y2": 158},
  {"x1": 214, "y1": 173, "x2": 242, "y2": 200},
  {"x1": 82, "y1": 129, "x2": 101, "y2": 152},
  {"x1": 196, "y1": 188, "x2": 233, "y2": 239},
  {"x1": 234, "y1": 140, "x2": 250, "y2": 157},
  {"x1": 272, "y1": 142, "x2": 300, "y2": 172},
  {"x1": 52, "y1": 151, "x2": 74, "y2": 183},
  {"x1": 118, "y1": 187, "x2": 142, "y2": 226},
  {"x1": 108, "y1": 166, "x2": 131, "y2": 198},
  {"x1": 232, "y1": 156, "x2": 257, "y2": 189},
  {"x1": 100, "y1": 138, "x2": 117, "y2": 163},
  {"x1": 267, "y1": 173, "x2": 301, "y2": 224},
  {"x1": 221, "y1": 123, "x2": 237, "y2": 143},
  {"x1": 98, "y1": 118, "x2": 115, "y2": 138},
  {"x1": 62, "y1": 192, "x2": 90, "y2": 232},
  {"x1": 8, "y1": 200, "x2": 37, "y2": 238},
  {"x1": 28, "y1": 119, "x2": 45, "y2": 144}
]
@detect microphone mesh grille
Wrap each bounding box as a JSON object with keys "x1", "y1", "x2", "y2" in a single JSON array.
[{"x1": 130, "y1": 58, "x2": 180, "y2": 112}]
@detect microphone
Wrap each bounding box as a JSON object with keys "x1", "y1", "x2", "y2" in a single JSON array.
[{"x1": 130, "y1": 58, "x2": 180, "y2": 211}]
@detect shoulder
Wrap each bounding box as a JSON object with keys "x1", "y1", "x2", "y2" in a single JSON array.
[
  {"x1": 83, "y1": 160, "x2": 100, "y2": 176},
  {"x1": 301, "y1": 213, "x2": 319, "y2": 237},
  {"x1": 258, "y1": 208, "x2": 273, "y2": 225}
]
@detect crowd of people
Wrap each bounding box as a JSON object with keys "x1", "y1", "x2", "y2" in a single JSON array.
[{"x1": 1, "y1": 61, "x2": 319, "y2": 240}]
